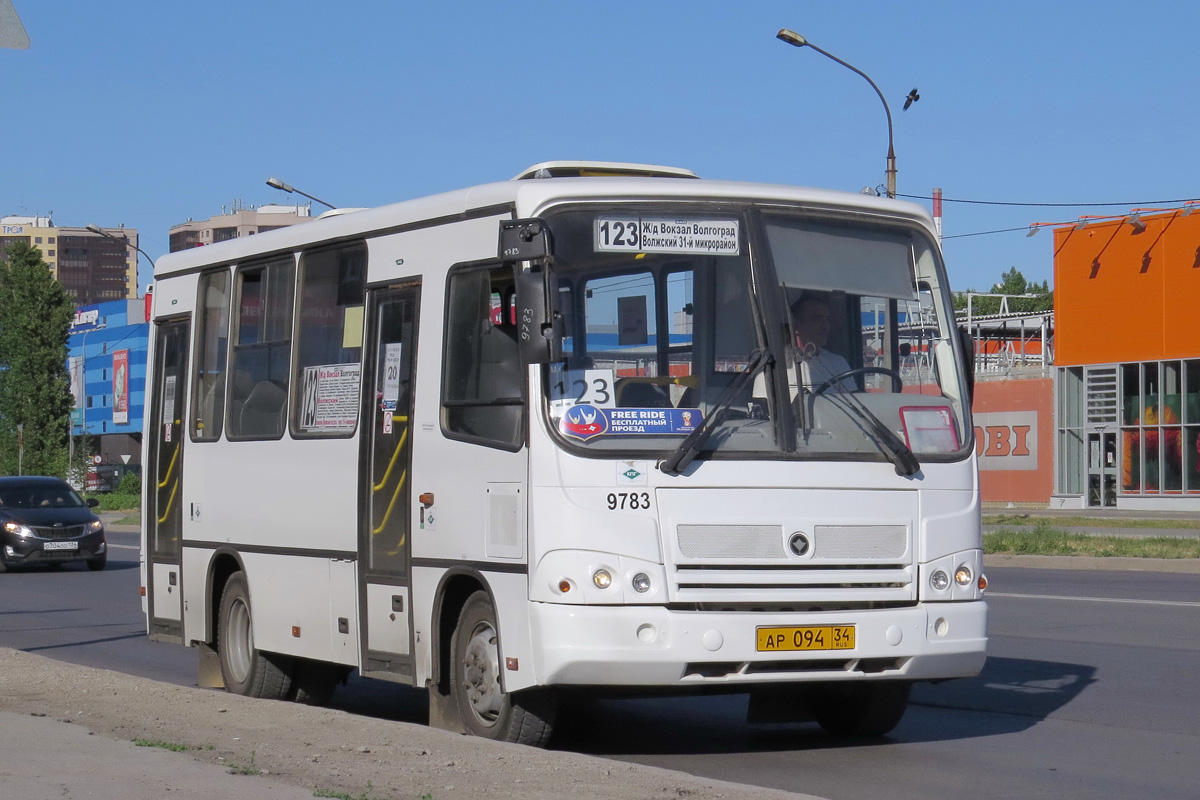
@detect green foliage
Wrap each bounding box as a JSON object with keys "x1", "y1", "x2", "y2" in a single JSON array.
[
  {"x1": 226, "y1": 750, "x2": 263, "y2": 776},
  {"x1": 953, "y1": 267, "x2": 1053, "y2": 315},
  {"x1": 984, "y1": 521, "x2": 1200, "y2": 558},
  {"x1": 313, "y1": 783, "x2": 385, "y2": 800},
  {"x1": 0, "y1": 242, "x2": 75, "y2": 477},
  {"x1": 87, "y1": 492, "x2": 140, "y2": 511},
  {"x1": 117, "y1": 471, "x2": 141, "y2": 495},
  {"x1": 134, "y1": 738, "x2": 199, "y2": 752}
]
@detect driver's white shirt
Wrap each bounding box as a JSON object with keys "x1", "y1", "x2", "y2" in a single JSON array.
[{"x1": 800, "y1": 347, "x2": 853, "y2": 391}]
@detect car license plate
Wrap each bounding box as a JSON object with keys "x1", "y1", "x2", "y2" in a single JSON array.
[
  {"x1": 43, "y1": 541, "x2": 79, "y2": 552},
  {"x1": 756, "y1": 625, "x2": 855, "y2": 652}
]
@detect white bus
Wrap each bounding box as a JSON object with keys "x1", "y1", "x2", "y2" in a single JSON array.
[{"x1": 142, "y1": 161, "x2": 986, "y2": 746}]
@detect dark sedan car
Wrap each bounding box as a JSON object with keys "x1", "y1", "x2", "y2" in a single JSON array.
[{"x1": 0, "y1": 476, "x2": 107, "y2": 572}]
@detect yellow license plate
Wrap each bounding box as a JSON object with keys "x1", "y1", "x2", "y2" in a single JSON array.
[{"x1": 756, "y1": 625, "x2": 856, "y2": 652}]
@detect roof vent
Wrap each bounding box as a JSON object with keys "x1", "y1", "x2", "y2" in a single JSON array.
[
  {"x1": 513, "y1": 161, "x2": 698, "y2": 181},
  {"x1": 315, "y1": 208, "x2": 369, "y2": 220}
]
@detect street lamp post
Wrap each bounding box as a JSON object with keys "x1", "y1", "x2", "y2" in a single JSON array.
[
  {"x1": 86, "y1": 223, "x2": 156, "y2": 272},
  {"x1": 265, "y1": 177, "x2": 337, "y2": 211},
  {"x1": 777, "y1": 28, "x2": 897, "y2": 199}
]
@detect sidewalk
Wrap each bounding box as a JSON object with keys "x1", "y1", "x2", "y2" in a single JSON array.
[
  {"x1": 0, "y1": 711, "x2": 316, "y2": 800},
  {"x1": 0, "y1": 648, "x2": 817, "y2": 800}
]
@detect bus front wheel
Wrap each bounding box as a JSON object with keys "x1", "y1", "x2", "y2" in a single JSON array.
[
  {"x1": 217, "y1": 571, "x2": 293, "y2": 700},
  {"x1": 451, "y1": 591, "x2": 557, "y2": 746},
  {"x1": 812, "y1": 681, "x2": 911, "y2": 737}
]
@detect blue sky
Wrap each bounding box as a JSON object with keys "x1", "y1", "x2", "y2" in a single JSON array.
[{"x1": 3, "y1": 1, "x2": 1197, "y2": 295}]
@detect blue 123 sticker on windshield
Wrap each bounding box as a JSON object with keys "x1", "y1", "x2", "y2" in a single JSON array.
[{"x1": 560, "y1": 406, "x2": 703, "y2": 440}]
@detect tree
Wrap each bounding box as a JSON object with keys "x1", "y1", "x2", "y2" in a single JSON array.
[
  {"x1": 0, "y1": 241, "x2": 75, "y2": 476},
  {"x1": 954, "y1": 267, "x2": 1053, "y2": 315}
]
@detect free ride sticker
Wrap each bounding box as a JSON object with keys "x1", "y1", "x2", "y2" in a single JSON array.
[
  {"x1": 560, "y1": 405, "x2": 703, "y2": 440},
  {"x1": 594, "y1": 217, "x2": 739, "y2": 255}
]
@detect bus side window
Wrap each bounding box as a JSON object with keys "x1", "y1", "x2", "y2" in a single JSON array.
[
  {"x1": 290, "y1": 241, "x2": 366, "y2": 437},
  {"x1": 192, "y1": 270, "x2": 230, "y2": 441},
  {"x1": 228, "y1": 255, "x2": 295, "y2": 440},
  {"x1": 442, "y1": 264, "x2": 523, "y2": 450}
]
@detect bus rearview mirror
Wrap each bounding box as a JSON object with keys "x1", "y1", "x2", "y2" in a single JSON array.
[{"x1": 499, "y1": 218, "x2": 552, "y2": 261}]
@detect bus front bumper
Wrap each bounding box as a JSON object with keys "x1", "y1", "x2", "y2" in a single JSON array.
[{"x1": 529, "y1": 601, "x2": 987, "y2": 687}]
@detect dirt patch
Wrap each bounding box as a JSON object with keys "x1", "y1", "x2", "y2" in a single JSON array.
[{"x1": 0, "y1": 647, "x2": 820, "y2": 800}]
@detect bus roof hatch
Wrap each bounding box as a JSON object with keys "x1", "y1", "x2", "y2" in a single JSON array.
[{"x1": 513, "y1": 161, "x2": 699, "y2": 180}]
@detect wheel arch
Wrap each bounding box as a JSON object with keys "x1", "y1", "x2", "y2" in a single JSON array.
[{"x1": 430, "y1": 568, "x2": 494, "y2": 695}]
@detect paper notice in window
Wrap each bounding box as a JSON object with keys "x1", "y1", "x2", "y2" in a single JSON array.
[{"x1": 300, "y1": 363, "x2": 361, "y2": 432}]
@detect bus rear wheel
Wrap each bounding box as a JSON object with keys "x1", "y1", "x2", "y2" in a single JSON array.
[
  {"x1": 451, "y1": 591, "x2": 556, "y2": 746},
  {"x1": 217, "y1": 571, "x2": 293, "y2": 700},
  {"x1": 812, "y1": 681, "x2": 911, "y2": 737}
]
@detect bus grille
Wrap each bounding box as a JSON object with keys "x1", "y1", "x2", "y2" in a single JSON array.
[{"x1": 670, "y1": 563, "x2": 915, "y2": 605}]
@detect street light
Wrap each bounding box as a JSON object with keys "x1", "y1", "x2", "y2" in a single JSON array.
[
  {"x1": 265, "y1": 177, "x2": 337, "y2": 210},
  {"x1": 777, "y1": 28, "x2": 898, "y2": 198},
  {"x1": 86, "y1": 223, "x2": 156, "y2": 272}
]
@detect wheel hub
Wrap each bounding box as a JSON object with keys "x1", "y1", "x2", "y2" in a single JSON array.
[{"x1": 462, "y1": 622, "x2": 502, "y2": 724}]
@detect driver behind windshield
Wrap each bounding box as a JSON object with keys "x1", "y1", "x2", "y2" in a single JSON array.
[{"x1": 791, "y1": 293, "x2": 853, "y2": 392}]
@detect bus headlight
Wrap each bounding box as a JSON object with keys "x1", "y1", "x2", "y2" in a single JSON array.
[
  {"x1": 930, "y1": 570, "x2": 950, "y2": 591},
  {"x1": 592, "y1": 569, "x2": 613, "y2": 589},
  {"x1": 954, "y1": 565, "x2": 973, "y2": 586},
  {"x1": 631, "y1": 572, "x2": 652, "y2": 593}
]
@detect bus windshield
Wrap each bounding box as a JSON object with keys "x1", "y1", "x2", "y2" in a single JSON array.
[{"x1": 540, "y1": 205, "x2": 970, "y2": 465}]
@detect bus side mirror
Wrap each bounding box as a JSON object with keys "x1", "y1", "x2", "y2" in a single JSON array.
[
  {"x1": 959, "y1": 326, "x2": 976, "y2": 407},
  {"x1": 499, "y1": 218, "x2": 562, "y2": 364},
  {"x1": 499, "y1": 218, "x2": 552, "y2": 261}
]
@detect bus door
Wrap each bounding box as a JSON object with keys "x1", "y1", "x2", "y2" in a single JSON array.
[
  {"x1": 146, "y1": 317, "x2": 189, "y2": 642},
  {"x1": 360, "y1": 284, "x2": 420, "y2": 679}
]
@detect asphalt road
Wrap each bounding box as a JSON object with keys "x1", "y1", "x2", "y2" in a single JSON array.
[{"x1": 2, "y1": 530, "x2": 1198, "y2": 800}]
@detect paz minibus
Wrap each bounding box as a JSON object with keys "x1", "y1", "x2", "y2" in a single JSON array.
[{"x1": 141, "y1": 161, "x2": 986, "y2": 746}]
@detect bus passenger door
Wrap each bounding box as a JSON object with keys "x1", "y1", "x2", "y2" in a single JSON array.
[
  {"x1": 146, "y1": 318, "x2": 189, "y2": 642},
  {"x1": 360, "y1": 284, "x2": 420, "y2": 679}
]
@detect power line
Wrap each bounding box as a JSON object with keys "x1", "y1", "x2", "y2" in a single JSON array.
[
  {"x1": 942, "y1": 226, "x2": 1032, "y2": 240},
  {"x1": 897, "y1": 192, "x2": 1200, "y2": 208}
]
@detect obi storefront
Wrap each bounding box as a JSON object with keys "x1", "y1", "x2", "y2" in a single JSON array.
[{"x1": 1050, "y1": 206, "x2": 1200, "y2": 509}]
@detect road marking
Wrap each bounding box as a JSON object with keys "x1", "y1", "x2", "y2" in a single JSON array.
[
  {"x1": 988, "y1": 591, "x2": 1200, "y2": 608},
  {"x1": 107, "y1": 544, "x2": 140, "y2": 551}
]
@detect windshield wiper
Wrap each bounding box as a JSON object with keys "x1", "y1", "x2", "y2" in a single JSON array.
[
  {"x1": 815, "y1": 390, "x2": 920, "y2": 477},
  {"x1": 660, "y1": 349, "x2": 771, "y2": 476}
]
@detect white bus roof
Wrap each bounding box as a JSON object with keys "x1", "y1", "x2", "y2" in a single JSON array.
[{"x1": 152, "y1": 166, "x2": 936, "y2": 278}]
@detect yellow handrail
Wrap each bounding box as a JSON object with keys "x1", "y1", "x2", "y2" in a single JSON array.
[
  {"x1": 372, "y1": 417, "x2": 409, "y2": 492},
  {"x1": 372, "y1": 468, "x2": 408, "y2": 536},
  {"x1": 157, "y1": 478, "x2": 179, "y2": 524},
  {"x1": 157, "y1": 444, "x2": 179, "y2": 489}
]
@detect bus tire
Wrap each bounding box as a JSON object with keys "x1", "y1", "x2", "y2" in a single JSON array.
[
  {"x1": 451, "y1": 591, "x2": 556, "y2": 746},
  {"x1": 812, "y1": 681, "x2": 911, "y2": 737},
  {"x1": 217, "y1": 571, "x2": 293, "y2": 700}
]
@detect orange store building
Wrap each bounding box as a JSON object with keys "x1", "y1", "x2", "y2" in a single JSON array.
[{"x1": 1050, "y1": 207, "x2": 1200, "y2": 509}]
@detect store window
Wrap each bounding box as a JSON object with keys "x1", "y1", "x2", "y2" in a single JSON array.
[{"x1": 1121, "y1": 360, "x2": 1190, "y2": 494}]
